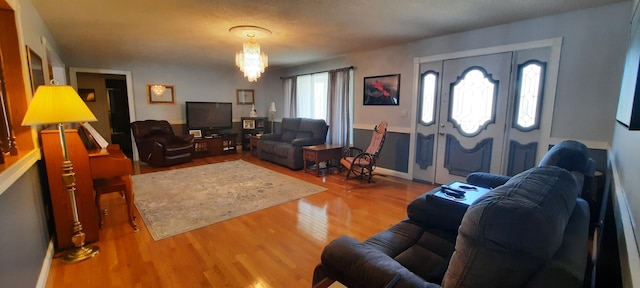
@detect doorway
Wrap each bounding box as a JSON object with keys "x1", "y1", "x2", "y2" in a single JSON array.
[{"x1": 70, "y1": 68, "x2": 137, "y2": 160}]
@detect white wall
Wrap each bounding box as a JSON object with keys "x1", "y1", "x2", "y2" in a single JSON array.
[
  {"x1": 282, "y1": 2, "x2": 629, "y2": 144},
  {"x1": 65, "y1": 60, "x2": 285, "y2": 124},
  {"x1": 58, "y1": 3, "x2": 630, "y2": 145},
  {"x1": 0, "y1": 0, "x2": 62, "y2": 286}
]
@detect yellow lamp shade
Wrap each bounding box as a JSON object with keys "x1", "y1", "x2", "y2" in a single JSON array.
[{"x1": 22, "y1": 85, "x2": 97, "y2": 125}]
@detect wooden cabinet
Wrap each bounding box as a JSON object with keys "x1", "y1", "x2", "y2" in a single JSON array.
[
  {"x1": 241, "y1": 117, "x2": 270, "y2": 150},
  {"x1": 193, "y1": 134, "x2": 237, "y2": 158}
]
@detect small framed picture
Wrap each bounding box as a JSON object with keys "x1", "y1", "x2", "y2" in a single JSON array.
[
  {"x1": 78, "y1": 88, "x2": 96, "y2": 102},
  {"x1": 147, "y1": 84, "x2": 175, "y2": 104},
  {"x1": 189, "y1": 129, "x2": 202, "y2": 138},
  {"x1": 237, "y1": 89, "x2": 255, "y2": 105},
  {"x1": 363, "y1": 74, "x2": 401, "y2": 105},
  {"x1": 243, "y1": 119, "x2": 256, "y2": 129}
]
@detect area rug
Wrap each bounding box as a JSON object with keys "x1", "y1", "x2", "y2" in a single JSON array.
[{"x1": 133, "y1": 160, "x2": 327, "y2": 240}]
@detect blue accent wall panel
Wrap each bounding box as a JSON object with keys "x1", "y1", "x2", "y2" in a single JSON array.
[{"x1": 352, "y1": 128, "x2": 409, "y2": 173}]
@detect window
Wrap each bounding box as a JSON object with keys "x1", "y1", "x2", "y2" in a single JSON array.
[
  {"x1": 420, "y1": 71, "x2": 438, "y2": 125},
  {"x1": 449, "y1": 67, "x2": 497, "y2": 136},
  {"x1": 514, "y1": 60, "x2": 546, "y2": 131},
  {"x1": 296, "y1": 72, "x2": 328, "y2": 120}
]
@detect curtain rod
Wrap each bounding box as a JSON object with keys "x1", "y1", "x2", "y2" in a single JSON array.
[{"x1": 280, "y1": 66, "x2": 354, "y2": 79}]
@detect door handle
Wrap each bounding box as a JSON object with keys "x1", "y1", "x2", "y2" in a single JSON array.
[
  {"x1": 439, "y1": 132, "x2": 445, "y2": 135},
  {"x1": 440, "y1": 124, "x2": 445, "y2": 128}
]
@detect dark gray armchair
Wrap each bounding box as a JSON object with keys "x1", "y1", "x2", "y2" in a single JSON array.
[
  {"x1": 314, "y1": 166, "x2": 590, "y2": 288},
  {"x1": 467, "y1": 140, "x2": 596, "y2": 197}
]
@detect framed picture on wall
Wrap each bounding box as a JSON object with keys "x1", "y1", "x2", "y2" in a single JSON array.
[
  {"x1": 363, "y1": 74, "x2": 400, "y2": 105},
  {"x1": 26, "y1": 46, "x2": 45, "y2": 93},
  {"x1": 237, "y1": 89, "x2": 255, "y2": 105},
  {"x1": 78, "y1": 88, "x2": 96, "y2": 102},
  {"x1": 147, "y1": 84, "x2": 175, "y2": 104}
]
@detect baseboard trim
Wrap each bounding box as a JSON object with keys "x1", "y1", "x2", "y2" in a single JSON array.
[
  {"x1": 36, "y1": 240, "x2": 54, "y2": 288},
  {"x1": 375, "y1": 167, "x2": 411, "y2": 180}
]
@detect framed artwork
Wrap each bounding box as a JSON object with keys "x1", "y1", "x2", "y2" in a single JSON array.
[
  {"x1": 78, "y1": 88, "x2": 96, "y2": 102},
  {"x1": 363, "y1": 74, "x2": 401, "y2": 105},
  {"x1": 147, "y1": 84, "x2": 175, "y2": 104},
  {"x1": 189, "y1": 129, "x2": 202, "y2": 138},
  {"x1": 243, "y1": 119, "x2": 256, "y2": 129},
  {"x1": 26, "y1": 47, "x2": 45, "y2": 93},
  {"x1": 237, "y1": 89, "x2": 255, "y2": 105}
]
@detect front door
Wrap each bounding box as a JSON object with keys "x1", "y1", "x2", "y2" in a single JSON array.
[
  {"x1": 434, "y1": 52, "x2": 513, "y2": 184},
  {"x1": 413, "y1": 45, "x2": 554, "y2": 184}
]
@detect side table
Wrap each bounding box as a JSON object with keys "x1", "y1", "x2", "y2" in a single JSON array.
[
  {"x1": 303, "y1": 144, "x2": 344, "y2": 176},
  {"x1": 249, "y1": 136, "x2": 261, "y2": 154}
]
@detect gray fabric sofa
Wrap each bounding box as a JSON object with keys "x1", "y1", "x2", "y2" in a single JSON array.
[
  {"x1": 256, "y1": 118, "x2": 328, "y2": 170},
  {"x1": 314, "y1": 166, "x2": 590, "y2": 288}
]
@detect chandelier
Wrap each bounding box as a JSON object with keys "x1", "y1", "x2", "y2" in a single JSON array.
[{"x1": 230, "y1": 25, "x2": 271, "y2": 82}]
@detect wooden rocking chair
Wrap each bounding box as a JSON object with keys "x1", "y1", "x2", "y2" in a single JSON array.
[{"x1": 340, "y1": 121, "x2": 388, "y2": 183}]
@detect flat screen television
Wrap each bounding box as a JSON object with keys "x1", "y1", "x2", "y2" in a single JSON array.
[{"x1": 185, "y1": 101, "x2": 232, "y2": 133}]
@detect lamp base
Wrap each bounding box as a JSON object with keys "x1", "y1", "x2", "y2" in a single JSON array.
[{"x1": 62, "y1": 245, "x2": 99, "y2": 264}]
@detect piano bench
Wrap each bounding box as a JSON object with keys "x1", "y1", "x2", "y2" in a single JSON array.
[{"x1": 94, "y1": 177, "x2": 139, "y2": 232}]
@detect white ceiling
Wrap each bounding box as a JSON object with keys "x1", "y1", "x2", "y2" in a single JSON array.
[{"x1": 31, "y1": 0, "x2": 624, "y2": 68}]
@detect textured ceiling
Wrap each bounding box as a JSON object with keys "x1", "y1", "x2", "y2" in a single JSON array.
[{"x1": 30, "y1": 0, "x2": 624, "y2": 68}]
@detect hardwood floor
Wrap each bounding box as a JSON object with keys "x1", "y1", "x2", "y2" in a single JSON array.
[{"x1": 45, "y1": 152, "x2": 435, "y2": 287}]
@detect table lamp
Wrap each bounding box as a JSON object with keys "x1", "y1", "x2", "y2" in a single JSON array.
[
  {"x1": 269, "y1": 102, "x2": 276, "y2": 133},
  {"x1": 22, "y1": 81, "x2": 100, "y2": 263}
]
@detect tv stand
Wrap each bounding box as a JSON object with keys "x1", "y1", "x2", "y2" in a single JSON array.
[{"x1": 193, "y1": 134, "x2": 237, "y2": 158}]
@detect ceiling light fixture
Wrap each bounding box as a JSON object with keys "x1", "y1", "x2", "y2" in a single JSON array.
[{"x1": 229, "y1": 25, "x2": 271, "y2": 82}]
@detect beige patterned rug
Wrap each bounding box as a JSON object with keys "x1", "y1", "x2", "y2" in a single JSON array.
[{"x1": 133, "y1": 160, "x2": 327, "y2": 240}]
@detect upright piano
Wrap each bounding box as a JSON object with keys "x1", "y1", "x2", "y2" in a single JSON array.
[{"x1": 41, "y1": 129, "x2": 134, "y2": 250}]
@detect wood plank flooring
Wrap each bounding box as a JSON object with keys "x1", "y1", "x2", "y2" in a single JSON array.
[{"x1": 45, "y1": 152, "x2": 435, "y2": 287}]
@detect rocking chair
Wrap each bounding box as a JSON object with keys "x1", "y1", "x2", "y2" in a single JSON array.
[{"x1": 340, "y1": 121, "x2": 388, "y2": 183}]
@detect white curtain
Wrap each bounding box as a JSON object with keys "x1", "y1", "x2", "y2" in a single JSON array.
[
  {"x1": 296, "y1": 73, "x2": 328, "y2": 120},
  {"x1": 283, "y1": 77, "x2": 297, "y2": 117},
  {"x1": 327, "y1": 67, "x2": 353, "y2": 146},
  {"x1": 283, "y1": 67, "x2": 352, "y2": 145}
]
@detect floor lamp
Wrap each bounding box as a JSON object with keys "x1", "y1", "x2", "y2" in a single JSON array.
[
  {"x1": 22, "y1": 81, "x2": 100, "y2": 264},
  {"x1": 269, "y1": 102, "x2": 276, "y2": 133}
]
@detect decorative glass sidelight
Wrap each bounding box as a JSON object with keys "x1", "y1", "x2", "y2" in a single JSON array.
[
  {"x1": 449, "y1": 67, "x2": 498, "y2": 136},
  {"x1": 514, "y1": 60, "x2": 546, "y2": 131},
  {"x1": 420, "y1": 71, "x2": 438, "y2": 125}
]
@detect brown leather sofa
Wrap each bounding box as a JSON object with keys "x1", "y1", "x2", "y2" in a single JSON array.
[{"x1": 130, "y1": 120, "x2": 195, "y2": 167}]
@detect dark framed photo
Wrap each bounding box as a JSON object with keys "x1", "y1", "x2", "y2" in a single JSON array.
[
  {"x1": 189, "y1": 129, "x2": 202, "y2": 138},
  {"x1": 363, "y1": 74, "x2": 400, "y2": 105},
  {"x1": 243, "y1": 119, "x2": 255, "y2": 129},
  {"x1": 78, "y1": 88, "x2": 96, "y2": 102}
]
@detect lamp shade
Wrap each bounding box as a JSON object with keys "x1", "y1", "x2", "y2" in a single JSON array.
[
  {"x1": 22, "y1": 85, "x2": 97, "y2": 125},
  {"x1": 269, "y1": 102, "x2": 276, "y2": 112}
]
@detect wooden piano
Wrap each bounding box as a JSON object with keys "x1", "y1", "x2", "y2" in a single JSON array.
[{"x1": 41, "y1": 128, "x2": 135, "y2": 250}]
